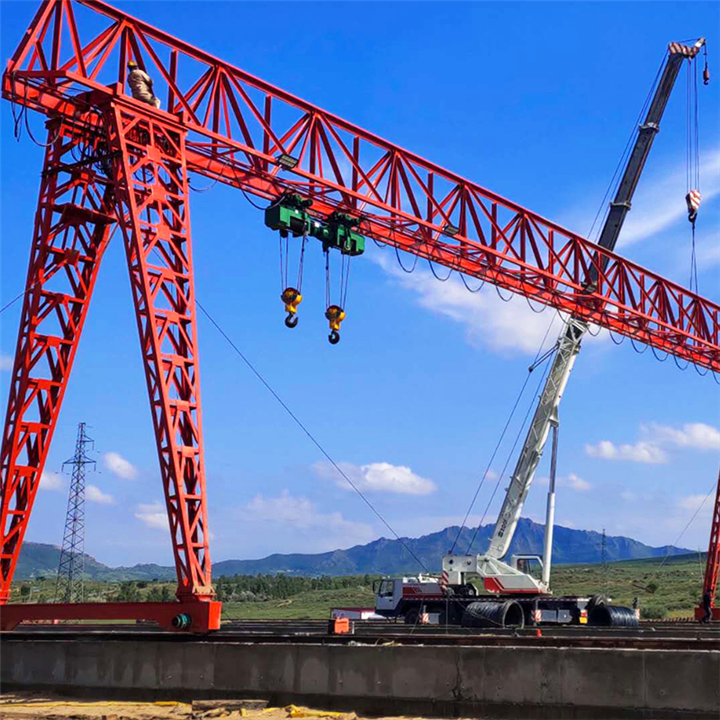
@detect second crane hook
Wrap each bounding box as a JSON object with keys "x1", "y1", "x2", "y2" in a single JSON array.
[{"x1": 325, "y1": 305, "x2": 345, "y2": 345}]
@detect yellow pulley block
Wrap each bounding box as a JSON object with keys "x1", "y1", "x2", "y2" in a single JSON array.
[
  {"x1": 325, "y1": 304, "x2": 345, "y2": 344},
  {"x1": 281, "y1": 287, "x2": 302, "y2": 328}
]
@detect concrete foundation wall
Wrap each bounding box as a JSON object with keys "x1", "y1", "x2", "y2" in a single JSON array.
[{"x1": 1, "y1": 639, "x2": 718, "y2": 719}]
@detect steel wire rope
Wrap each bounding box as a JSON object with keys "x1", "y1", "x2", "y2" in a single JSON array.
[
  {"x1": 524, "y1": 294, "x2": 548, "y2": 314},
  {"x1": 656, "y1": 478, "x2": 717, "y2": 573},
  {"x1": 465, "y1": 345, "x2": 556, "y2": 556},
  {"x1": 195, "y1": 299, "x2": 429, "y2": 573},
  {"x1": 460, "y1": 274, "x2": 484, "y2": 293},
  {"x1": 495, "y1": 284, "x2": 514, "y2": 302},
  {"x1": 427, "y1": 258, "x2": 452, "y2": 282},
  {"x1": 448, "y1": 313, "x2": 559, "y2": 554},
  {"x1": 394, "y1": 244, "x2": 419, "y2": 273}
]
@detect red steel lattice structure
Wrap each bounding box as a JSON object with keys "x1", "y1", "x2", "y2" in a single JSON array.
[
  {"x1": 698, "y1": 468, "x2": 720, "y2": 621},
  {"x1": 1, "y1": 0, "x2": 719, "y2": 629}
]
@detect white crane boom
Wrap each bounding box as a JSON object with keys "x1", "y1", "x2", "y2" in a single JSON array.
[
  {"x1": 486, "y1": 318, "x2": 584, "y2": 560},
  {"x1": 444, "y1": 39, "x2": 706, "y2": 595}
]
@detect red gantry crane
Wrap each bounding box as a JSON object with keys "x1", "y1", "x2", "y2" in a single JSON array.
[{"x1": 1, "y1": 0, "x2": 719, "y2": 631}]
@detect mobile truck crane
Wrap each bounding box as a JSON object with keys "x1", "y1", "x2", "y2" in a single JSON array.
[{"x1": 372, "y1": 38, "x2": 707, "y2": 629}]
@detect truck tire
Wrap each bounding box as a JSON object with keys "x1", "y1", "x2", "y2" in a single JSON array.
[
  {"x1": 461, "y1": 600, "x2": 525, "y2": 629},
  {"x1": 404, "y1": 609, "x2": 419, "y2": 625}
]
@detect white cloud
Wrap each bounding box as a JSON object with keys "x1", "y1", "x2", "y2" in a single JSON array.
[
  {"x1": 0, "y1": 354, "x2": 13, "y2": 371},
  {"x1": 584, "y1": 439, "x2": 667, "y2": 464},
  {"x1": 646, "y1": 422, "x2": 720, "y2": 452},
  {"x1": 86, "y1": 484, "x2": 115, "y2": 504},
  {"x1": 538, "y1": 472, "x2": 591, "y2": 492},
  {"x1": 565, "y1": 472, "x2": 591, "y2": 492},
  {"x1": 135, "y1": 501, "x2": 168, "y2": 530},
  {"x1": 372, "y1": 253, "x2": 605, "y2": 356},
  {"x1": 694, "y1": 232, "x2": 720, "y2": 271},
  {"x1": 678, "y1": 494, "x2": 713, "y2": 514},
  {"x1": 240, "y1": 491, "x2": 374, "y2": 549},
  {"x1": 586, "y1": 422, "x2": 720, "y2": 466},
  {"x1": 39, "y1": 470, "x2": 64, "y2": 492},
  {"x1": 313, "y1": 460, "x2": 436, "y2": 495},
  {"x1": 104, "y1": 452, "x2": 138, "y2": 480},
  {"x1": 618, "y1": 148, "x2": 720, "y2": 250}
]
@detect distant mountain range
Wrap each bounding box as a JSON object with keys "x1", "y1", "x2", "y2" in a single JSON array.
[{"x1": 16, "y1": 518, "x2": 691, "y2": 582}]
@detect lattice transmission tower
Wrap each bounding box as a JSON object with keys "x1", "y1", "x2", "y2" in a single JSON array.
[{"x1": 54, "y1": 423, "x2": 96, "y2": 603}]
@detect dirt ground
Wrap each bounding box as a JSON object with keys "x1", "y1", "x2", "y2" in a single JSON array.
[{"x1": 0, "y1": 694, "x2": 423, "y2": 720}]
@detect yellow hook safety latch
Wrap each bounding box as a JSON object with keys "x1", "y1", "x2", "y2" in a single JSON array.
[
  {"x1": 325, "y1": 305, "x2": 345, "y2": 344},
  {"x1": 281, "y1": 287, "x2": 302, "y2": 328}
]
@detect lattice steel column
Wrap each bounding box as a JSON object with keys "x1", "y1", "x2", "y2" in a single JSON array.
[
  {"x1": 55, "y1": 422, "x2": 96, "y2": 603},
  {"x1": 0, "y1": 118, "x2": 116, "y2": 603},
  {"x1": 104, "y1": 102, "x2": 213, "y2": 601}
]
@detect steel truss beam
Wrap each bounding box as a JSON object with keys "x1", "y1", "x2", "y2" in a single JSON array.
[{"x1": 2, "y1": 0, "x2": 719, "y2": 372}]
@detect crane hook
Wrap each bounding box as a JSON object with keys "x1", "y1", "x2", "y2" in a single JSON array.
[
  {"x1": 281, "y1": 287, "x2": 302, "y2": 329},
  {"x1": 325, "y1": 304, "x2": 345, "y2": 345}
]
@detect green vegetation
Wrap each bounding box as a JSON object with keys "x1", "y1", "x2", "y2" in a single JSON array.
[
  {"x1": 10, "y1": 557, "x2": 709, "y2": 620},
  {"x1": 550, "y1": 556, "x2": 708, "y2": 619}
]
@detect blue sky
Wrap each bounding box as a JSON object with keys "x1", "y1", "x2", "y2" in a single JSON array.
[{"x1": 1, "y1": 1, "x2": 719, "y2": 570}]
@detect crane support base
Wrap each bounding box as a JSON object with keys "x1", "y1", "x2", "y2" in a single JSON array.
[
  {"x1": 0, "y1": 601, "x2": 222, "y2": 633},
  {"x1": 694, "y1": 606, "x2": 720, "y2": 622}
]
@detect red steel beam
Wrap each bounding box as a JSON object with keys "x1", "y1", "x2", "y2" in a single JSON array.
[
  {"x1": 2, "y1": 0, "x2": 719, "y2": 372},
  {"x1": 696, "y1": 467, "x2": 720, "y2": 621},
  {"x1": 0, "y1": 600, "x2": 221, "y2": 631}
]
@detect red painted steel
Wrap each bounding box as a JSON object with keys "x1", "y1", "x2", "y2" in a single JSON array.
[
  {"x1": 697, "y1": 467, "x2": 720, "y2": 621},
  {"x1": 0, "y1": 600, "x2": 222, "y2": 631},
  {"x1": 1, "y1": 0, "x2": 719, "y2": 627},
  {"x1": 105, "y1": 102, "x2": 213, "y2": 601},
  {"x1": 2, "y1": 0, "x2": 719, "y2": 371},
  {"x1": 0, "y1": 117, "x2": 115, "y2": 604}
]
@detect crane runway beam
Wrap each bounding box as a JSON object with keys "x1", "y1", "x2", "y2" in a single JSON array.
[{"x1": 2, "y1": 0, "x2": 719, "y2": 372}]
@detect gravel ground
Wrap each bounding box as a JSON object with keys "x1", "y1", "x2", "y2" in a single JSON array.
[{"x1": 0, "y1": 694, "x2": 416, "y2": 720}]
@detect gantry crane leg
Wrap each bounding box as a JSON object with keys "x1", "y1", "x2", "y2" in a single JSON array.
[
  {"x1": 0, "y1": 119, "x2": 115, "y2": 604},
  {"x1": 105, "y1": 102, "x2": 214, "y2": 604},
  {"x1": 0, "y1": 103, "x2": 220, "y2": 632},
  {"x1": 697, "y1": 466, "x2": 720, "y2": 621}
]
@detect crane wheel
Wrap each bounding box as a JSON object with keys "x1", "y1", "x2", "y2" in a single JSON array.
[
  {"x1": 285, "y1": 314, "x2": 299, "y2": 329},
  {"x1": 404, "y1": 609, "x2": 419, "y2": 625}
]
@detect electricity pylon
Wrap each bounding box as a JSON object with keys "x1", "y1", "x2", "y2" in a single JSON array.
[{"x1": 54, "y1": 423, "x2": 95, "y2": 603}]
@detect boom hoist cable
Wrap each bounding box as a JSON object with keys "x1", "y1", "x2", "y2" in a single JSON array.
[{"x1": 265, "y1": 193, "x2": 365, "y2": 343}]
